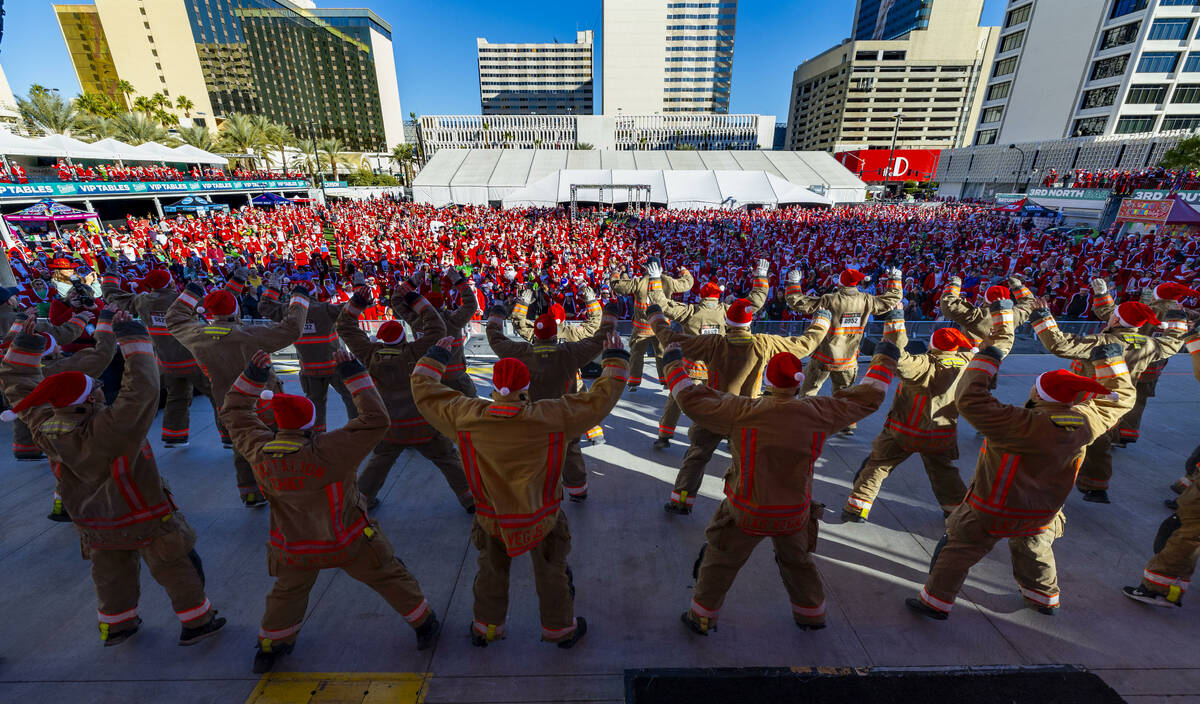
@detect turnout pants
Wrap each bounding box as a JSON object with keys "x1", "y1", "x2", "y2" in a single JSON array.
[
  {"x1": 258, "y1": 530, "x2": 431, "y2": 650},
  {"x1": 299, "y1": 372, "x2": 356, "y2": 433},
  {"x1": 1175, "y1": 445, "x2": 1200, "y2": 494},
  {"x1": 357, "y1": 434, "x2": 472, "y2": 508},
  {"x1": 627, "y1": 334, "x2": 662, "y2": 388},
  {"x1": 688, "y1": 502, "x2": 825, "y2": 628},
  {"x1": 1141, "y1": 485, "x2": 1200, "y2": 604},
  {"x1": 562, "y1": 438, "x2": 589, "y2": 499},
  {"x1": 90, "y1": 517, "x2": 213, "y2": 639},
  {"x1": 669, "y1": 424, "x2": 725, "y2": 509},
  {"x1": 1077, "y1": 428, "x2": 1115, "y2": 492},
  {"x1": 800, "y1": 359, "x2": 858, "y2": 398},
  {"x1": 470, "y1": 512, "x2": 576, "y2": 644},
  {"x1": 658, "y1": 397, "x2": 683, "y2": 440},
  {"x1": 1116, "y1": 381, "x2": 1153, "y2": 444},
  {"x1": 161, "y1": 371, "x2": 218, "y2": 444},
  {"x1": 919, "y1": 508, "x2": 1065, "y2": 615},
  {"x1": 846, "y1": 428, "x2": 965, "y2": 519}
]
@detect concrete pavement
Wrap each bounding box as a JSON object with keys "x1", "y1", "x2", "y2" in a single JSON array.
[{"x1": 0, "y1": 353, "x2": 1197, "y2": 703}]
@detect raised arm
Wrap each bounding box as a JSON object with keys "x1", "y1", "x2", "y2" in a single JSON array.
[
  {"x1": 1186, "y1": 328, "x2": 1200, "y2": 381},
  {"x1": 564, "y1": 305, "x2": 616, "y2": 370},
  {"x1": 486, "y1": 304, "x2": 533, "y2": 360},
  {"x1": 567, "y1": 286, "x2": 604, "y2": 339},
  {"x1": 403, "y1": 289, "x2": 448, "y2": 358},
  {"x1": 164, "y1": 280, "x2": 208, "y2": 345},
  {"x1": 0, "y1": 320, "x2": 55, "y2": 430},
  {"x1": 609, "y1": 273, "x2": 637, "y2": 297},
  {"x1": 219, "y1": 351, "x2": 279, "y2": 459},
  {"x1": 660, "y1": 347, "x2": 748, "y2": 436},
  {"x1": 647, "y1": 304, "x2": 721, "y2": 360},
  {"x1": 1089, "y1": 278, "x2": 1116, "y2": 320},
  {"x1": 745, "y1": 261, "x2": 771, "y2": 312},
  {"x1": 555, "y1": 336, "x2": 630, "y2": 438},
  {"x1": 44, "y1": 311, "x2": 91, "y2": 346},
  {"x1": 91, "y1": 317, "x2": 160, "y2": 454},
  {"x1": 52, "y1": 309, "x2": 116, "y2": 377},
  {"x1": 879, "y1": 310, "x2": 931, "y2": 381},
  {"x1": 445, "y1": 273, "x2": 479, "y2": 329},
  {"x1": 648, "y1": 287, "x2": 696, "y2": 323},
  {"x1": 1029, "y1": 304, "x2": 1099, "y2": 360},
  {"x1": 337, "y1": 287, "x2": 380, "y2": 366},
  {"x1": 1082, "y1": 343, "x2": 1136, "y2": 437},
  {"x1": 411, "y1": 341, "x2": 488, "y2": 438},
  {"x1": 662, "y1": 268, "x2": 694, "y2": 298},
  {"x1": 755, "y1": 310, "x2": 831, "y2": 358},
  {"x1": 250, "y1": 286, "x2": 310, "y2": 353},
  {"x1": 255, "y1": 285, "x2": 285, "y2": 321},
  {"x1": 939, "y1": 277, "x2": 986, "y2": 329},
  {"x1": 784, "y1": 270, "x2": 818, "y2": 314},
  {"x1": 100, "y1": 271, "x2": 137, "y2": 313},
  {"x1": 868, "y1": 269, "x2": 904, "y2": 315}
]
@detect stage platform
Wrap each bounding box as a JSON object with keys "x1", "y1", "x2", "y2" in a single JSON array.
[{"x1": 0, "y1": 354, "x2": 1197, "y2": 703}]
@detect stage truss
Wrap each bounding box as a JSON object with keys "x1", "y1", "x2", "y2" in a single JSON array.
[{"x1": 569, "y1": 184, "x2": 652, "y2": 220}]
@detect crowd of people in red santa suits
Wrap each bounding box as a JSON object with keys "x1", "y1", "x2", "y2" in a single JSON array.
[
  {"x1": 0, "y1": 162, "x2": 29, "y2": 184},
  {"x1": 1041, "y1": 168, "x2": 1200, "y2": 194},
  {"x1": 6, "y1": 199, "x2": 1200, "y2": 324},
  {"x1": 52, "y1": 161, "x2": 306, "y2": 184}
]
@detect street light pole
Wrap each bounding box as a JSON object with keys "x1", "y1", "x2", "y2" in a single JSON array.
[
  {"x1": 308, "y1": 118, "x2": 325, "y2": 201},
  {"x1": 1008, "y1": 144, "x2": 1027, "y2": 187},
  {"x1": 886, "y1": 113, "x2": 903, "y2": 194}
]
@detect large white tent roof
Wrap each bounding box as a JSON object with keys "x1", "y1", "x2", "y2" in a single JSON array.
[
  {"x1": 90, "y1": 138, "x2": 160, "y2": 162},
  {"x1": 413, "y1": 149, "x2": 865, "y2": 208},
  {"x1": 33, "y1": 134, "x2": 114, "y2": 161},
  {"x1": 169, "y1": 144, "x2": 228, "y2": 165},
  {"x1": 0, "y1": 131, "x2": 227, "y2": 165}
]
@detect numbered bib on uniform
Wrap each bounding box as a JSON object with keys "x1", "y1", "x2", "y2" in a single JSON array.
[
  {"x1": 303, "y1": 322, "x2": 317, "y2": 334},
  {"x1": 841, "y1": 313, "x2": 862, "y2": 328},
  {"x1": 699, "y1": 324, "x2": 720, "y2": 335},
  {"x1": 150, "y1": 314, "x2": 166, "y2": 327}
]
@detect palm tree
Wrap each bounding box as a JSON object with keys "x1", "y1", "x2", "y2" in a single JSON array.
[
  {"x1": 113, "y1": 112, "x2": 169, "y2": 145},
  {"x1": 74, "y1": 92, "x2": 109, "y2": 117},
  {"x1": 217, "y1": 113, "x2": 266, "y2": 168},
  {"x1": 76, "y1": 115, "x2": 118, "y2": 141},
  {"x1": 502, "y1": 131, "x2": 515, "y2": 148},
  {"x1": 290, "y1": 151, "x2": 319, "y2": 181},
  {"x1": 390, "y1": 142, "x2": 414, "y2": 186},
  {"x1": 133, "y1": 95, "x2": 155, "y2": 116},
  {"x1": 316, "y1": 137, "x2": 351, "y2": 181},
  {"x1": 177, "y1": 125, "x2": 218, "y2": 152},
  {"x1": 116, "y1": 80, "x2": 137, "y2": 111},
  {"x1": 262, "y1": 121, "x2": 295, "y2": 173},
  {"x1": 577, "y1": 142, "x2": 595, "y2": 150},
  {"x1": 17, "y1": 90, "x2": 79, "y2": 135},
  {"x1": 175, "y1": 95, "x2": 195, "y2": 118},
  {"x1": 29, "y1": 84, "x2": 52, "y2": 98}
]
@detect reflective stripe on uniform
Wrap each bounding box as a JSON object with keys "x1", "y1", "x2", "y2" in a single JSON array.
[
  {"x1": 1019, "y1": 587, "x2": 1060, "y2": 607},
  {"x1": 98, "y1": 607, "x2": 138, "y2": 624},
  {"x1": 919, "y1": 587, "x2": 953, "y2": 613},
  {"x1": 176, "y1": 598, "x2": 211, "y2": 623}
]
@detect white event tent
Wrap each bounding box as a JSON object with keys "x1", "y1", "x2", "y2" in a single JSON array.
[{"x1": 0, "y1": 130, "x2": 228, "y2": 166}]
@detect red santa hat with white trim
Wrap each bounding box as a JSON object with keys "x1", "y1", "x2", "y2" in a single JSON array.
[
  {"x1": 492, "y1": 357, "x2": 531, "y2": 397},
  {"x1": 257, "y1": 392, "x2": 316, "y2": 430},
  {"x1": 765, "y1": 352, "x2": 804, "y2": 389},
  {"x1": 1034, "y1": 369, "x2": 1116, "y2": 404},
  {"x1": 931, "y1": 328, "x2": 977, "y2": 353},
  {"x1": 1, "y1": 371, "x2": 93, "y2": 421},
  {"x1": 375, "y1": 320, "x2": 406, "y2": 345},
  {"x1": 1113, "y1": 301, "x2": 1161, "y2": 329},
  {"x1": 533, "y1": 312, "x2": 558, "y2": 340},
  {"x1": 839, "y1": 269, "x2": 868, "y2": 287},
  {"x1": 725, "y1": 298, "x2": 754, "y2": 328},
  {"x1": 1153, "y1": 282, "x2": 1200, "y2": 301}
]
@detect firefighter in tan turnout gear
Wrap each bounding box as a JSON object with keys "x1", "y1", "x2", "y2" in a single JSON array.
[
  {"x1": 102, "y1": 269, "x2": 217, "y2": 447},
  {"x1": 907, "y1": 322, "x2": 1135, "y2": 621},
  {"x1": 1170, "y1": 327, "x2": 1200, "y2": 504},
  {"x1": 485, "y1": 301, "x2": 616, "y2": 503},
  {"x1": 650, "y1": 298, "x2": 831, "y2": 515},
  {"x1": 610, "y1": 257, "x2": 693, "y2": 391},
  {"x1": 647, "y1": 260, "x2": 770, "y2": 449},
  {"x1": 337, "y1": 281, "x2": 474, "y2": 512},
  {"x1": 843, "y1": 311, "x2": 978, "y2": 523},
  {"x1": 166, "y1": 274, "x2": 309, "y2": 506},
  {"x1": 258, "y1": 275, "x2": 355, "y2": 433},
  {"x1": 1031, "y1": 297, "x2": 1188, "y2": 503},
  {"x1": 222, "y1": 348, "x2": 442, "y2": 674},
  {"x1": 939, "y1": 278, "x2": 1036, "y2": 343},
  {"x1": 0, "y1": 313, "x2": 226, "y2": 647},
  {"x1": 786, "y1": 268, "x2": 902, "y2": 433},
  {"x1": 411, "y1": 331, "x2": 629, "y2": 648},
  {"x1": 667, "y1": 342, "x2": 898, "y2": 635}
]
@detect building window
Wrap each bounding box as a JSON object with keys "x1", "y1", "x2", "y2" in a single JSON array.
[
  {"x1": 1073, "y1": 116, "x2": 1108, "y2": 136},
  {"x1": 1147, "y1": 18, "x2": 1192, "y2": 41},
  {"x1": 986, "y1": 82, "x2": 1012, "y2": 101},
  {"x1": 1005, "y1": 4, "x2": 1032, "y2": 28},
  {"x1": 1173, "y1": 84, "x2": 1200, "y2": 102},
  {"x1": 999, "y1": 30, "x2": 1025, "y2": 53},
  {"x1": 975, "y1": 129, "x2": 998, "y2": 145},
  {"x1": 1092, "y1": 54, "x2": 1130, "y2": 80},
  {"x1": 980, "y1": 106, "x2": 1003, "y2": 123},
  {"x1": 993, "y1": 56, "x2": 1018, "y2": 78},
  {"x1": 1137, "y1": 52, "x2": 1180, "y2": 73},
  {"x1": 1100, "y1": 22, "x2": 1141, "y2": 51},
  {"x1": 1083, "y1": 85, "x2": 1121, "y2": 108},
  {"x1": 1125, "y1": 84, "x2": 1167, "y2": 103},
  {"x1": 1110, "y1": 0, "x2": 1148, "y2": 19},
  {"x1": 1159, "y1": 0, "x2": 1199, "y2": 6},
  {"x1": 1162, "y1": 114, "x2": 1200, "y2": 130},
  {"x1": 882, "y1": 50, "x2": 907, "y2": 61},
  {"x1": 1115, "y1": 115, "x2": 1157, "y2": 133},
  {"x1": 1185, "y1": 53, "x2": 1200, "y2": 72},
  {"x1": 855, "y1": 50, "x2": 878, "y2": 61}
]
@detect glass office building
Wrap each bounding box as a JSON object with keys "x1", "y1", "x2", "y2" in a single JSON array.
[{"x1": 853, "y1": 0, "x2": 933, "y2": 41}]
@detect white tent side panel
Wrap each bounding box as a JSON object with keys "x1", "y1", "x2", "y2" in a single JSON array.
[{"x1": 664, "y1": 170, "x2": 723, "y2": 209}]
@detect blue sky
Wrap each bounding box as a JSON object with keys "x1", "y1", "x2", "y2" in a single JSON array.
[{"x1": 2, "y1": 0, "x2": 1006, "y2": 120}]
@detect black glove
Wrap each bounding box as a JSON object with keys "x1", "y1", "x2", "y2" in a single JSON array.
[
  {"x1": 425, "y1": 345, "x2": 452, "y2": 364},
  {"x1": 403, "y1": 290, "x2": 421, "y2": 306},
  {"x1": 244, "y1": 360, "x2": 271, "y2": 384},
  {"x1": 1089, "y1": 343, "x2": 1123, "y2": 362},
  {"x1": 603, "y1": 348, "x2": 631, "y2": 362},
  {"x1": 646, "y1": 304, "x2": 663, "y2": 317},
  {"x1": 989, "y1": 299, "x2": 1014, "y2": 312},
  {"x1": 290, "y1": 285, "x2": 310, "y2": 299},
  {"x1": 336, "y1": 357, "x2": 366, "y2": 378},
  {"x1": 488, "y1": 303, "x2": 507, "y2": 318},
  {"x1": 350, "y1": 290, "x2": 372, "y2": 309},
  {"x1": 978, "y1": 345, "x2": 1005, "y2": 362},
  {"x1": 99, "y1": 308, "x2": 116, "y2": 322},
  {"x1": 662, "y1": 347, "x2": 684, "y2": 366},
  {"x1": 184, "y1": 281, "x2": 205, "y2": 300},
  {"x1": 1028, "y1": 308, "x2": 1051, "y2": 322},
  {"x1": 879, "y1": 309, "x2": 904, "y2": 321},
  {"x1": 113, "y1": 320, "x2": 148, "y2": 337},
  {"x1": 875, "y1": 340, "x2": 901, "y2": 362}
]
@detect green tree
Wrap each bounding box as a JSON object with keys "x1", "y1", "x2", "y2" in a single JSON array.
[
  {"x1": 113, "y1": 112, "x2": 169, "y2": 145},
  {"x1": 28, "y1": 84, "x2": 52, "y2": 98},
  {"x1": 17, "y1": 90, "x2": 78, "y2": 135},
  {"x1": 177, "y1": 125, "x2": 218, "y2": 152},
  {"x1": 116, "y1": 80, "x2": 137, "y2": 110},
  {"x1": 175, "y1": 94, "x2": 195, "y2": 118},
  {"x1": 346, "y1": 168, "x2": 399, "y2": 187},
  {"x1": 390, "y1": 142, "x2": 414, "y2": 186},
  {"x1": 262, "y1": 122, "x2": 296, "y2": 173},
  {"x1": 1160, "y1": 136, "x2": 1200, "y2": 171},
  {"x1": 74, "y1": 91, "x2": 116, "y2": 118},
  {"x1": 133, "y1": 95, "x2": 155, "y2": 116},
  {"x1": 75, "y1": 115, "x2": 118, "y2": 141},
  {"x1": 217, "y1": 113, "x2": 266, "y2": 168},
  {"x1": 576, "y1": 142, "x2": 594, "y2": 150},
  {"x1": 316, "y1": 137, "x2": 352, "y2": 181}
]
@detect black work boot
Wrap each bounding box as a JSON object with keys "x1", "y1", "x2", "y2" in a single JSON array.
[
  {"x1": 1081, "y1": 489, "x2": 1110, "y2": 504},
  {"x1": 102, "y1": 617, "x2": 143, "y2": 647},
  {"x1": 905, "y1": 597, "x2": 948, "y2": 621},
  {"x1": 664, "y1": 501, "x2": 692, "y2": 515},
  {"x1": 680, "y1": 611, "x2": 713, "y2": 636},
  {"x1": 414, "y1": 612, "x2": 440, "y2": 651},
  {"x1": 47, "y1": 497, "x2": 72, "y2": 523},
  {"x1": 253, "y1": 642, "x2": 294, "y2": 674},
  {"x1": 554, "y1": 617, "x2": 587, "y2": 649},
  {"x1": 179, "y1": 613, "x2": 227, "y2": 646},
  {"x1": 653, "y1": 436, "x2": 671, "y2": 450}
]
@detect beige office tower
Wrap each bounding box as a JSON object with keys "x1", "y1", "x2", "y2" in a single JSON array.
[
  {"x1": 603, "y1": 0, "x2": 736, "y2": 114},
  {"x1": 784, "y1": 0, "x2": 999, "y2": 152},
  {"x1": 477, "y1": 30, "x2": 594, "y2": 115},
  {"x1": 53, "y1": 0, "x2": 405, "y2": 151}
]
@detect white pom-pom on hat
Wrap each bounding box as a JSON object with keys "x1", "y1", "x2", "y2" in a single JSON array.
[
  {"x1": 499, "y1": 387, "x2": 511, "y2": 395},
  {"x1": 794, "y1": 372, "x2": 804, "y2": 381},
  {"x1": 196, "y1": 306, "x2": 205, "y2": 314},
  {"x1": 260, "y1": 390, "x2": 274, "y2": 400},
  {"x1": 0, "y1": 410, "x2": 17, "y2": 422},
  {"x1": 971, "y1": 346, "x2": 980, "y2": 353}
]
